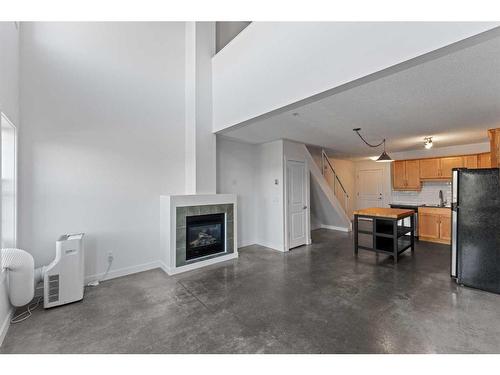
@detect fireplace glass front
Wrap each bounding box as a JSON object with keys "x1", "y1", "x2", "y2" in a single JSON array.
[{"x1": 186, "y1": 213, "x2": 225, "y2": 261}]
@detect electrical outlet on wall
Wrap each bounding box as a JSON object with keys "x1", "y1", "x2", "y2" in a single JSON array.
[{"x1": 107, "y1": 251, "x2": 114, "y2": 263}]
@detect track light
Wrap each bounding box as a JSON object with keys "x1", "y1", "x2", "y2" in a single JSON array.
[{"x1": 424, "y1": 137, "x2": 433, "y2": 149}]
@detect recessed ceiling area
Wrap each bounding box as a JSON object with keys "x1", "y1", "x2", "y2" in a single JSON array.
[{"x1": 218, "y1": 31, "x2": 500, "y2": 158}]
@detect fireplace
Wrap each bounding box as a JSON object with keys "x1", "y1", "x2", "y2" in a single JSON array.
[{"x1": 186, "y1": 213, "x2": 225, "y2": 261}]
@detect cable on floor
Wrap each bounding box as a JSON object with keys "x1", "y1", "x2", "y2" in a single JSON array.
[
  {"x1": 11, "y1": 295, "x2": 43, "y2": 324},
  {"x1": 87, "y1": 258, "x2": 113, "y2": 287},
  {"x1": 10, "y1": 284, "x2": 44, "y2": 324}
]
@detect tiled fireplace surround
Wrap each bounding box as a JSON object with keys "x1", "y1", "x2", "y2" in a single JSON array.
[{"x1": 160, "y1": 194, "x2": 238, "y2": 275}]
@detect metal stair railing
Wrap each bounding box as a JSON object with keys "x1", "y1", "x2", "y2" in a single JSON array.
[{"x1": 321, "y1": 150, "x2": 350, "y2": 216}]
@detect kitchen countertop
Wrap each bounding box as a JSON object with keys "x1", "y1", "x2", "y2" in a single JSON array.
[
  {"x1": 353, "y1": 207, "x2": 415, "y2": 219},
  {"x1": 389, "y1": 203, "x2": 422, "y2": 210},
  {"x1": 390, "y1": 203, "x2": 451, "y2": 209}
]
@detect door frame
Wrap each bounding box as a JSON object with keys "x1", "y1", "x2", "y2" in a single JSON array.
[
  {"x1": 284, "y1": 158, "x2": 311, "y2": 251},
  {"x1": 355, "y1": 164, "x2": 389, "y2": 210}
]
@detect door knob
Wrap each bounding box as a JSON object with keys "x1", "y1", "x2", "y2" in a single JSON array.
[{"x1": 303, "y1": 206, "x2": 308, "y2": 209}]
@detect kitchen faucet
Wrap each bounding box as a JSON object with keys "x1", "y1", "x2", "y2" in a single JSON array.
[{"x1": 439, "y1": 190, "x2": 444, "y2": 207}]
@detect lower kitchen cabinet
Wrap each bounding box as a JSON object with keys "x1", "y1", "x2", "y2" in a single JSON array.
[
  {"x1": 439, "y1": 215, "x2": 452, "y2": 242},
  {"x1": 418, "y1": 207, "x2": 451, "y2": 245}
]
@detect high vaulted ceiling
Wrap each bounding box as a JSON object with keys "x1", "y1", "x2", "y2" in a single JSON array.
[{"x1": 218, "y1": 29, "x2": 500, "y2": 158}]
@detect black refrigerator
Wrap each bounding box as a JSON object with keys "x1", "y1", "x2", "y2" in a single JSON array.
[{"x1": 451, "y1": 168, "x2": 500, "y2": 294}]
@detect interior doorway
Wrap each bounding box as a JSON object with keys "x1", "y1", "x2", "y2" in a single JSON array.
[
  {"x1": 356, "y1": 168, "x2": 384, "y2": 209},
  {"x1": 287, "y1": 160, "x2": 308, "y2": 249}
]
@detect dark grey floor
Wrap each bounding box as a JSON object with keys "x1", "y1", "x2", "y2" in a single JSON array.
[{"x1": 2, "y1": 229, "x2": 500, "y2": 353}]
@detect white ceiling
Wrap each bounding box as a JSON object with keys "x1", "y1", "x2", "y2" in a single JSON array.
[{"x1": 219, "y1": 31, "x2": 500, "y2": 158}]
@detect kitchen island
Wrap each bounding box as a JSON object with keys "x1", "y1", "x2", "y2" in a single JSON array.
[{"x1": 353, "y1": 207, "x2": 415, "y2": 264}]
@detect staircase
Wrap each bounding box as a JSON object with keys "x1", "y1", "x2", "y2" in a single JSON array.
[{"x1": 304, "y1": 146, "x2": 352, "y2": 232}]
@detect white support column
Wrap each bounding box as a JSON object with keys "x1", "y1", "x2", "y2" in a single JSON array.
[{"x1": 184, "y1": 22, "x2": 217, "y2": 195}]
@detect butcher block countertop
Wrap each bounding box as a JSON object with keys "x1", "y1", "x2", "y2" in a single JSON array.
[{"x1": 353, "y1": 207, "x2": 415, "y2": 219}]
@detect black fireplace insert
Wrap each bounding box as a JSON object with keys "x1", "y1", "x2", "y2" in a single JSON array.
[{"x1": 186, "y1": 213, "x2": 225, "y2": 261}]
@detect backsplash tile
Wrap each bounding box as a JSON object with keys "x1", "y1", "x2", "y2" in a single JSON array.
[{"x1": 391, "y1": 181, "x2": 452, "y2": 206}]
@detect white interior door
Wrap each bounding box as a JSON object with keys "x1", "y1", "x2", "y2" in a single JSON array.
[
  {"x1": 357, "y1": 168, "x2": 384, "y2": 209},
  {"x1": 287, "y1": 160, "x2": 307, "y2": 249}
]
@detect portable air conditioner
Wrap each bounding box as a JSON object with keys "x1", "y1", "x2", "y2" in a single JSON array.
[{"x1": 43, "y1": 233, "x2": 85, "y2": 308}]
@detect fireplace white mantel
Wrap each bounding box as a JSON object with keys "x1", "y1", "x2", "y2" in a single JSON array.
[{"x1": 160, "y1": 194, "x2": 238, "y2": 275}]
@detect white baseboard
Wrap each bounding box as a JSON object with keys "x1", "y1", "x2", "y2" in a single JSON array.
[
  {"x1": 255, "y1": 241, "x2": 286, "y2": 252},
  {"x1": 160, "y1": 252, "x2": 239, "y2": 275},
  {"x1": 0, "y1": 306, "x2": 14, "y2": 348},
  {"x1": 84, "y1": 260, "x2": 162, "y2": 284},
  {"x1": 238, "y1": 240, "x2": 257, "y2": 248},
  {"x1": 320, "y1": 224, "x2": 351, "y2": 232}
]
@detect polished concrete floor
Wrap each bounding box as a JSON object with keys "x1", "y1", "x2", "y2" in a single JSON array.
[{"x1": 2, "y1": 229, "x2": 500, "y2": 353}]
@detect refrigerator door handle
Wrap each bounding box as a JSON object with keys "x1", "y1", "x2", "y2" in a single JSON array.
[
  {"x1": 451, "y1": 209, "x2": 458, "y2": 278},
  {"x1": 451, "y1": 169, "x2": 458, "y2": 278}
]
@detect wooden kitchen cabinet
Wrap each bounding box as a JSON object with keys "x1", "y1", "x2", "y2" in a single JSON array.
[
  {"x1": 463, "y1": 154, "x2": 478, "y2": 169},
  {"x1": 392, "y1": 160, "x2": 406, "y2": 189},
  {"x1": 478, "y1": 152, "x2": 491, "y2": 168},
  {"x1": 440, "y1": 156, "x2": 464, "y2": 178},
  {"x1": 391, "y1": 152, "x2": 492, "y2": 191},
  {"x1": 406, "y1": 160, "x2": 421, "y2": 189},
  {"x1": 418, "y1": 212, "x2": 440, "y2": 240},
  {"x1": 418, "y1": 207, "x2": 451, "y2": 245},
  {"x1": 419, "y1": 156, "x2": 463, "y2": 179},
  {"x1": 439, "y1": 216, "x2": 452, "y2": 242},
  {"x1": 392, "y1": 160, "x2": 421, "y2": 190},
  {"x1": 419, "y1": 158, "x2": 441, "y2": 179},
  {"x1": 489, "y1": 128, "x2": 500, "y2": 168}
]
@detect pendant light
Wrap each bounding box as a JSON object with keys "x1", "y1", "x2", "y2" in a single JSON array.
[{"x1": 353, "y1": 128, "x2": 393, "y2": 162}]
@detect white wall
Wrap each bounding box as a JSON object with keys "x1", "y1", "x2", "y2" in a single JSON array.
[
  {"x1": 216, "y1": 22, "x2": 251, "y2": 53},
  {"x1": 0, "y1": 21, "x2": 19, "y2": 346},
  {"x1": 18, "y1": 22, "x2": 186, "y2": 281},
  {"x1": 217, "y1": 138, "x2": 293, "y2": 251},
  {"x1": 390, "y1": 142, "x2": 490, "y2": 161},
  {"x1": 213, "y1": 22, "x2": 499, "y2": 132},
  {"x1": 185, "y1": 22, "x2": 217, "y2": 194},
  {"x1": 216, "y1": 137, "x2": 258, "y2": 247},
  {"x1": 256, "y1": 140, "x2": 285, "y2": 251}
]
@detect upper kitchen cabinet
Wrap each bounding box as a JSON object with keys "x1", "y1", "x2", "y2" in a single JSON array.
[
  {"x1": 392, "y1": 160, "x2": 421, "y2": 190},
  {"x1": 391, "y1": 152, "x2": 492, "y2": 190},
  {"x1": 440, "y1": 156, "x2": 464, "y2": 178},
  {"x1": 420, "y1": 156, "x2": 463, "y2": 179},
  {"x1": 419, "y1": 158, "x2": 441, "y2": 179},
  {"x1": 463, "y1": 154, "x2": 478, "y2": 169},
  {"x1": 392, "y1": 160, "x2": 406, "y2": 189},
  {"x1": 405, "y1": 160, "x2": 421, "y2": 189},
  {"x1": 488, "y1": 128, "x2": 500, "y2": 168},
  {"x1": 478, "y1": 152, "x2": 491, "y2": 168}
]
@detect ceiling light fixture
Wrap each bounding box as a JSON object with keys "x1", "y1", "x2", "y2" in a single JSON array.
[
  {"x1": 424, "y1": 137, "x2": 433, "y2": 149},
  {"x1": 353, "y1": 128, "x2": 393, "y2": 163}
]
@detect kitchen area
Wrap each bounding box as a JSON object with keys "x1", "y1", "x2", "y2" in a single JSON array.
[
  {"x1": 389, "y1": 151, "x2": 491, "y2": 245},
  {"x1": 353, "y1": 128, "x2": 500, "y2": 294}
]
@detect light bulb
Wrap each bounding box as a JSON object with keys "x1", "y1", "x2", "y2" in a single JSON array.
[{"x1": 424, "y1": 137, "x2": 433, "y2": 149}]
